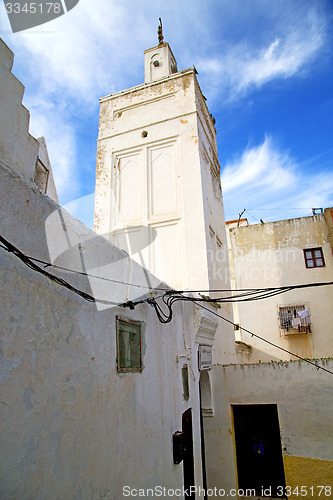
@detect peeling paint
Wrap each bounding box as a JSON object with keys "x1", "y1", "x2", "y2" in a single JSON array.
[{"x1": 227, "y1": 213, "x2": 333, "y2": 361}]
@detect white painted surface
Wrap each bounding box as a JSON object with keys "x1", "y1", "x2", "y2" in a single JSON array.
[
  {"x1": 36, "y1": 136, "x2": 59, "y2": 203},
  {"x1": 94, "y1": 44, "x2": 238, "y2": 495},
  {"x1": 94, "y1": 47, "x2": 236, "y2": 364},
  {"x1": 0, "y1": 39, "x2": 38, "y2": 182},
  {"x1": 144, "y1": 43, "x2": 178, "y2": 83},
  {"x1": 0, "y1": 163, "x2": 205, "y2": 499},
  {"x1": 225, "y1": 360, "x2": 333, "y2": 462},
  {"x1": 0, "y1": 39, "x2": 58, "y2": 204},
  {"x1": 204, "y1": 360, "x2": 333, "y2": 493},
  {"x1": 0, "y1": 39, "x2": 210, "y2": 497}
]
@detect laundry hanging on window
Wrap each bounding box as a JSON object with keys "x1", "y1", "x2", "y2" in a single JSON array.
[
  {"x1": 279, "y1": 310, "x2": 292, "y2": 330},
  {"x1": 292, "y1": 317, "x2": 301, "y2": 328},
  {"x1": 297, "y1": 309, "x2": 309, "y2": 320}
]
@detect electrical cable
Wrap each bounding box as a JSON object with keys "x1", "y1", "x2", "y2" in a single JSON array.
[
  {"x1": 0, "y1": 235, "x2": 144, "y2": 307},
  {"x1": 147, "y1": 291, "x2": 333, "y2": 376},
  {"x1": 178, "y1": 281, "x2": 333, "y2": 299},
  {"x1": 246, "y1": 207, "x2": 317, "y2": 211},
  {"x1": 245, "y1": 209, "x2": 260, "y2": 223},
  {"x1": 21, "y1": 251, "x2": 169, "y2": 291},
  {"x1": 0, "y1": 234, "x2": 169, "y2": 292},
  {"x1": 192, "y1": 301, "x2": 333, "y2": 376},
  {"x1": 2, "y1": 234, "x2": 332, "y2": 299},
  {"x1": 2, "y1": 234, "x2": 333, "y2": 375},
  {"x1": 1, "y1": 234, "x2": 332, "y2": 307}
]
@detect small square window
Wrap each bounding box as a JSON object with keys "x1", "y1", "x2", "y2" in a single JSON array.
[
  {"x1": 34, "y1": 159, "x2": 49, "y2": 193},
  {"x1": 278, "y1": 305, "x2": 311, "y2": 335},
  {"x1": 182, "y1": 364, "x2": 189, "y2": 400},
  {"x1": 303, "y1": 248, "x2": 325, "y2": 268},
  {"x1": 116, "y1": 317, "x2": 142, "y2": 372}
]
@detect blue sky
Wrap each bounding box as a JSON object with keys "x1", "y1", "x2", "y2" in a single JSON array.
[{"x1": 1, "y1": 0, "x2": 333, "y2": 227}]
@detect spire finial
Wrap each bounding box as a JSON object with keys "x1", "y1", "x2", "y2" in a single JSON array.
[{"x1": 158, "y1": 18, "x2": 164, "y2": 45}]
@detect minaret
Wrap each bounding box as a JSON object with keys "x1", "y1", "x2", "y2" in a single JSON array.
[{"x1": 94, "y1": 22, "x2": 229, "y2": 295}]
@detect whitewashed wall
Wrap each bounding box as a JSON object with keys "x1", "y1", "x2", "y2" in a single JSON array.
[
  {"x1": 0, "y1": 39, "x2": 58, "y2": 202},
  {"x1": 0, "y1": 163, "x2": 205, "y2": 499},
  {"x1": 94, "y1": 65, "x2": 236, "y2": 366},
  {"x1": 206, "y1": 360, "x2": 333, "y2": 499}
]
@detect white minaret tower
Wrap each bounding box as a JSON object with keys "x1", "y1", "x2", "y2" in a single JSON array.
[
  {"x1": 94, "y1": 23, "x2": 230, "y2": 297},
  {"x1": 94, "y1": 27, "x2": 237, "y2": 485}
]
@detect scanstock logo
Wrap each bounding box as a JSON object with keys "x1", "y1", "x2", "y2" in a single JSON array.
[{"x1": 3, "y1": 0, "x2": 80, "y2": 33}]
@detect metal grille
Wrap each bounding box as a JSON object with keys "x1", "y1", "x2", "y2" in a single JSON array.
[{"x1": 278, "y1": 305, "x2": 311, "y2": 335}]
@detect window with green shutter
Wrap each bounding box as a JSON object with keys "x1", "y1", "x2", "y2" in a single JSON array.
[
  {"x1": 182, "y1": 364, "x2": 189, "y2": 400},
  {"x1": 116, "y1": 317, "x2": 142, "y2": 372}
]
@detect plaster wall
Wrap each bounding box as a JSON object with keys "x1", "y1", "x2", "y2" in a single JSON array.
[
  {"x1": 0, "y1": 39, "x2": 38, "y2": 182},
  {"x1": 94, "y1": 67, "x2": 236, "y2": 364},
  {"x1": 213, "y1": 360, "x2": 333, "y2": 499},
  {"x1": 93, "y1": 46, "x2": 237, "y2": 498},
  {"x1": 0, "y1": 164, "x2": 206, "y2": 499},
  {"x1": 0, "y1": 39, "x2": 58, "y2": 203},
  {"x1": 196, "y1": 94, "x2": 227, "y2": 294},
  {"x1": 95, "y1": 69, "x2": 211, "y2": 292},
  {"x1": 36, "y1": 136, "x2": 59, "y2": 203},
  {"x1": 228, "y1": 215, "x2": 333, "y2": 361},
  {"x1": 144, "y1": 42, "x2": 178, "y2": 83}
]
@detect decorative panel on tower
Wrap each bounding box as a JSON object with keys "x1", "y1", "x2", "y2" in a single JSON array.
[
  {"x1": 150, "y1": 220, "x2": 182, "y2": 289},
  {"x1": 113, "y1": 150, "x2": 143, "y2": 226},
  {"x1": 148, "y1": 141, "x2": 178, "y2": 220}
]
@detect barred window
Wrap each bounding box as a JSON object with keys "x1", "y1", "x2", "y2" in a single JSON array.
[{"x1": 278, "y1": 305, "x2": 311, "y2": 335}]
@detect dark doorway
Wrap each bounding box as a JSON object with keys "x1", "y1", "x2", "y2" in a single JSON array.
[
  {"x1": 199, "y1": 384, "x2": 208, "y2": 500},
  {"x1": 182, "y1": 408, "x2": 195, "y2": 499},
  {"x1": 232, "y1": 404, "x2": 286, "y2": 498}
]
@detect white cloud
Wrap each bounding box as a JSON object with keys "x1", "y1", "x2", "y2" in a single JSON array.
[
  {"x1": 221, "y1": 138, "x2": 333, "y2": 222},
  {"x1": 2, "y1": 1, "x2": 328, "y2": 105},
  {"x1": 1, "y1": 0, "x2": 164, "y2": 203},
  {"x1": 27, "y1": 100, "x2": 79, "y2": 202},
  {"x1": 1, "y1": 0, "x2": 330, "y2": 216},
  {"x1": 284, "y1": 172, "x2": 333, "y2": 213},
  {"x1": 238, "y1": 29, "x2": 323, "y2": 93},
  {"x1": 4, "y1": 0, "x2": 152, "y2": 103},
  {"x1": 221, "y1": 137, "x2": 296, "y2": 192},
  {"x1": 198, "y1": 9, "x2": 326, "y2": 101}
]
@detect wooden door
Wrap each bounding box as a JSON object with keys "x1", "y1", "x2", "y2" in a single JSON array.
[
  {"x1": 182, "y1": 408, "x2": 195, "y2": 498},
  {"x1": 233, "y1": 404, "x2": 286, "y2": 498}
]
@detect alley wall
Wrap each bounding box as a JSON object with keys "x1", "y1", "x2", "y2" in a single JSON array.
[
  {"x1": 0, "y1": 163, "x2": 205, "y2": 499},
  {"x1": 206, "y1": 360, "x2": 333, "y2": 499}
]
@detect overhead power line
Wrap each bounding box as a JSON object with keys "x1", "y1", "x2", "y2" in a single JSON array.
[
  {"x1": 1, "y1": 233, "x2": 333, "y2": 304},
  {"x1": 146, "y1": 292, "x2": 333, "y2": 375},
  {"x1": 0, "y1": 237, "x2": 168, "y2": 291},
  {"x1": 246, "y1": 207, "x2": 317, "y2": 211},
  {"x1": 1, "y1": 234, "x2": 333, "y2": 375},
  {"x1": 0, "y1": 235, "x2": 144, "y2": 307},
  {"x1": 183, "y1": 281, "x2": 333, "y2": 301},
  {"x1": 192, "y1": 301, "x2": 333, "y2": 376}
]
